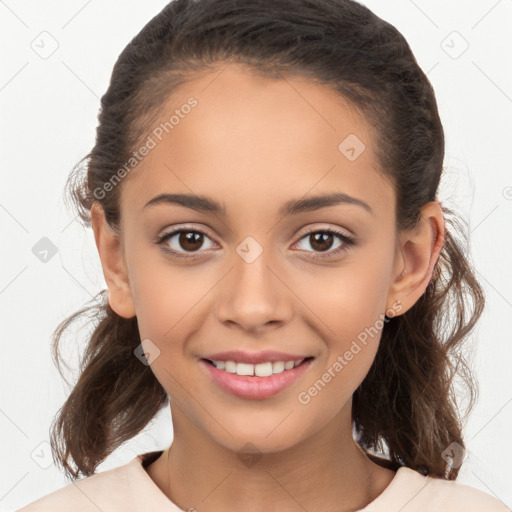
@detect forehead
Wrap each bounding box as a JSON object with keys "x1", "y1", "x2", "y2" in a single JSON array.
[{"x1": 120, "y1": 64, "x2": 394, "y2": 221}]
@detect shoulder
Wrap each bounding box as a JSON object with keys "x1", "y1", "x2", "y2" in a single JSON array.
[
  {"x1": 423, "y1": 473, "x2": 509, "y2": 511},
  {"x1": 368, "y1": 466, "x2": 510, "y2": 512},
  {"x1": 16, "y1": 452, "x2": 163, "y2": 512}
]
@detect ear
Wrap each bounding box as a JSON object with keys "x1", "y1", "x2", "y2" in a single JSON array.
[
  {"x1": 385, "y1": 201, "x2": 445, "y2": 315},
  {"x1": 90, "y1": 202, "x2": 136, "y2": 319}
]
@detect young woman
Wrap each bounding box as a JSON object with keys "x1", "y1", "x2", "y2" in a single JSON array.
[{"x1": 19, "y1": 0, "x2": 509, "y2": 510}]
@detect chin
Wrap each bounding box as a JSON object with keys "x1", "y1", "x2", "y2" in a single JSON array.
[{"x1": 212, "y1": 419, "x2": 310, "y2": 456}]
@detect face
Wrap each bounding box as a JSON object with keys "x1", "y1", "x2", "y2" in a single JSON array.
[{"x1": 102, "y1": 63, "x2": 406, "y2": 455}]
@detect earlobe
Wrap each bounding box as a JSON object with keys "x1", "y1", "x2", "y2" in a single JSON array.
[
  {"x1": 90, "y1": 202, "x2": 136, "y2": 319},
  {"x1": 386, "y1": 201, "x2": 445, "y2": 315}
]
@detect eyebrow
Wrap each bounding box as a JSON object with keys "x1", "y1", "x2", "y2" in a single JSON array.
[{"x1": 143, "y1": 192, "x2": 373, "y2": 216}]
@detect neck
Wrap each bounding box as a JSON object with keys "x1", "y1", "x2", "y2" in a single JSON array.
[{"x1": 145, "y1": 405, "x2": 396, "y2": 512}]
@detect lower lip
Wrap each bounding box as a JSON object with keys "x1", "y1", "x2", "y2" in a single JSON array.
[{"x1": 200, "y1": 358, "x2": 314, "y2": 400}]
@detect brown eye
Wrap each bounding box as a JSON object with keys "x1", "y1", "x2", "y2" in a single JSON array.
[
  {"x1": 177, "y1": 231, "x2": 204, "y2": 252},
  {"x1": 294, "y1": 228, "x2": 355, "y2": 260},
  {"x1": 308, "y1": 232, "x2": 335, "y2": 252},
  {"x1": 157, "y1": 228, "x2": 216, "y2": 257}
]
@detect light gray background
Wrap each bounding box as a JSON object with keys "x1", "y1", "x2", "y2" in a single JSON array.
[{"x1": 1, "y1": 0, "x2": 511, "y2": 510}]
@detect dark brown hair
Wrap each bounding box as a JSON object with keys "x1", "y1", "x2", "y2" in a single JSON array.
[{"x1": 50, "y1": 0, "x2": 484, "y2": 481}]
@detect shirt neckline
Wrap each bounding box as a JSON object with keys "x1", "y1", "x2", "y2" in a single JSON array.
[{"x1": 132, "y1": 450, "x2": 416, "y2": 511}]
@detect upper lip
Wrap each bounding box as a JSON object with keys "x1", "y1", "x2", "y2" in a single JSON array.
[{"x1": 202, "y1": 350, "x2": 312, "y2": 364}]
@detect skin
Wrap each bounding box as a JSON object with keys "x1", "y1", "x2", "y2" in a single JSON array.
[{"x1": 91, "y1": 62, "x2": 445, "y2": 512}]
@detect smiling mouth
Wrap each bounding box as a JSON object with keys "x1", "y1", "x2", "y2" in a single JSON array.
[
  {"x1": 200, "y1": 355, "x2": 315, "y2": 400},
  {"x1": 202, "y1": 356, "x2": 314, "y2": 377}
]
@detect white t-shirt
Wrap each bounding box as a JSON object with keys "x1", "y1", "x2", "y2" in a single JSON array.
[{"x1": 17, "y1": 450, "x2": 509, "y2": 511}]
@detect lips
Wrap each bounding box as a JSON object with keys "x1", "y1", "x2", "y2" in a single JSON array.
[{"x1": 199, "y1": 356, "x2": 315, "y2": 400}]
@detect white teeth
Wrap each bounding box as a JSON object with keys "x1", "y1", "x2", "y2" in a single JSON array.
[
  {"x1": 255, "y1": 362, "x2": 272, "y2": 377},
  {"x1": 236, "y1": 363, "x2": 254, "y2": 376},
  {"x1": 210, "y1": 358, "x2": 306, "y2": 376},
  {"x1": 224, "y1": 361, "x2": 237, "y2": 373},
  {"x1": 272, "y1": 361, "x2": 285, "y2": 374}
]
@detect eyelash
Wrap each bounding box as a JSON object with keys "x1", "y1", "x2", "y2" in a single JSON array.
[{"x1": 155, "y1": 225, "x2": 355, "y2": 261}]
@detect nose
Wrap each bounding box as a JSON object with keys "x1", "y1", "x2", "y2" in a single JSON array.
[{"x1": 214, "y1": 245, "x2": 293, "y2": 334}]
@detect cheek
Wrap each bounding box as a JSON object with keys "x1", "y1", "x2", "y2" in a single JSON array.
[
  {"x1": 296, "y1": 251, "x2": 393, "y2": 395},
  {"x1": 295, "y1": 288, "x2": 385, "y2": 423},
  {"x1": 128, "y1": 244, "x2": 208, "y2": 341},
  {"x1": 303, "y1": 254, "x2": 393, "y2": 341}
]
